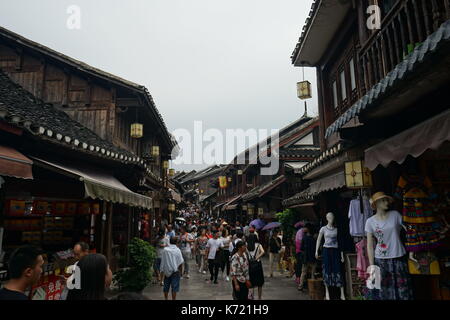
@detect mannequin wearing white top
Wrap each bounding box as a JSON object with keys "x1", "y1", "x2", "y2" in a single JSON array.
[
  {"x1": 367, "y1": 197, "x2": 416, "y2": 267},
  {"x1": 315, "y1": 212, "x2": 345, "y2": 300}
]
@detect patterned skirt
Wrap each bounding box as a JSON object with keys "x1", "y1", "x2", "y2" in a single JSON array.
[
  {"x1": 365, "y1": 256, "x2": 413, "y2": 300},
  {"x1": 322, "y1": 247, "x2": 343, "y2": 287}
]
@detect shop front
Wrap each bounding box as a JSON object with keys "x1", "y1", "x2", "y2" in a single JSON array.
[
  {"x1": 363, "y1": 109, "x2": 450, "y2": 300},
  {"x1": 0, "y1": 155, "x2": 153, "y2": 300}
]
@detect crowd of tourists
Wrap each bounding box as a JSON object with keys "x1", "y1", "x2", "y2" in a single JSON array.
[
  {"x1": 152, "y1": 212, "x2": 320, "y2": 300},
  {"x1": 0, "y1": 206, "x2": 318, "y2": 301}
]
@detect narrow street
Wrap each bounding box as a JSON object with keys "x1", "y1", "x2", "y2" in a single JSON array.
[{"x1": 143, "y1": 256, "x2": 310, "y2": 300}]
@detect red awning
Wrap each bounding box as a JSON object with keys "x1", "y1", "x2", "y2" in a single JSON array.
[{"x1": 0, "y1": 145, "x2": 33, "y2": 179}]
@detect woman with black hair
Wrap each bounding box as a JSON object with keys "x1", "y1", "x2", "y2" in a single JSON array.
[
  {"x1": 247, "y1": 231, "x2": 265, "y2": 300},
  {"x1": 66, "y1": 253, "x2": 112, "y2": 300},
  {"x1": 230, "y1": 241, "x2": 251, "y2": 300}
]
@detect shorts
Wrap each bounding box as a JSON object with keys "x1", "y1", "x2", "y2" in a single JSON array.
[
  {"x1": 163, "y1": 272, "x2": 180, "y2": 293},
  {"x1": 154, "y1": 258, "x2": 162, "y2": 272}
]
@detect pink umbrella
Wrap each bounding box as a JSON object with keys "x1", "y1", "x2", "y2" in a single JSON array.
[{"x1": 294, "y1": 221, "x2": 305, "y2": 229}]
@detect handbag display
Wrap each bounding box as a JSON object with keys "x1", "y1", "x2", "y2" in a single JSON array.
[{"x1": 408, "y1": 251, "x2": 441, "y2": 275}]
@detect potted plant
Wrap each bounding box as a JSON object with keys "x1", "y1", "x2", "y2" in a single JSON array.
[{"x1": 113, "y1": 237, "x2": 156, "y2": 293}]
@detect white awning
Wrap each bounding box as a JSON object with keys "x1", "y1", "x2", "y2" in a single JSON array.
[
  {"x1": 309, "y1": 171, "x2": 346, "y2": 194},
  {"x1": 32, "y1": 157, "x2": 152, "y2": 209}
]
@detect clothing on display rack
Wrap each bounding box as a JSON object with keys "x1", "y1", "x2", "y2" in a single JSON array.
[
  {"x1": 348, "y1": 197, "x2": 373, "y2": 237},
  {"x1": 355, "y1": 238, "x2": 369, "y2": 281},
  {"x1": 395, "y1": 175, "x2": 444, "y2": 252}
]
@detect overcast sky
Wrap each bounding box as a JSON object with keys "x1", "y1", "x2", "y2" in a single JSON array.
[{"x1": 0, "y1": 0, "x2": 317, "y2": 171}]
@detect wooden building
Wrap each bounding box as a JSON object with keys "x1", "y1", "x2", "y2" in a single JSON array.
[
  {"x1": 0, "y1": 26, "x2": 178, "y2": 235},
  {"x1": 291, "y1": 0, "x2": 450, "y2": 299}
]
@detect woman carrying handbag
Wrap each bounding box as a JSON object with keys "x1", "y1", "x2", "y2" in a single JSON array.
[{"x1": 247, "y1": 232, "x2": 265, "y2": 300}]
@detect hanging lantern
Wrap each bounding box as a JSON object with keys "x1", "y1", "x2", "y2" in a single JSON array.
[
  {"x1": 242, "y1": 205, "x2": 248, "y2": 211},
  {"x1": 219, "y1": 176, "x2": 228, "y2": 189},
  {"x1": 258, "y1": 208, "x2": 264, "y2": 215},
  {"x1": 151, "y1": 146, "x2": 160, "y2": 157},
  {"x1": 297, "y1": 81, "x2": 312, "y2": 100},
  {"x1": 248, "y1": 208, "x2": 254, "y2": 215},
  {"x1": 227, "y1": 177, "x2": 232, "y2": 182},
  {"x1": 168, "y1": 203, "x2": 175, "y2": 212},
  {"x1": 130, "y1": 123, "x2": 143, "y2": 139},
  {"x1": 169, "y1": 168, "x2": 175, "y2": 176},
  {"x1": 345, "y1": 160, "x2": 373, "y2": 188},
  {"x1": 163, "y1": 160, "x2": 169, "y2": 169},
  {"x1": 237, "y1": 170, "x2": 243, "y2": 175}
]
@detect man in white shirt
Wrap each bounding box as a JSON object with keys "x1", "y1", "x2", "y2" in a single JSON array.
[
  {"x1": 206, "y1": 231, "x2": 224, "y2": 284},
  {"x1": 160, "y1": 236, "x2": 184, "y2": 300}
]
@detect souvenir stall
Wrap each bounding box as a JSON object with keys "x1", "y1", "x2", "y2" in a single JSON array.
[
  {"x1": 0, "y1": 169, "x2": 102, "y2": 300},
  {"x1": 363, "y1": 110, "x2": 450, "y2": 300}
]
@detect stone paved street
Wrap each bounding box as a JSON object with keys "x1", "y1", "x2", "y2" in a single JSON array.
[{"x1": 143, "y1": 256, "x2": 310, "y2": 300}]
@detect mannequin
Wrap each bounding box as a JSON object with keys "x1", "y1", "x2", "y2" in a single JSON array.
[
  {"x1": 315, "y1": 212, "x2": 345, "y2": 300},
  {"x1": 365, "y1": 192, "x2": 413, "y2": 300}
]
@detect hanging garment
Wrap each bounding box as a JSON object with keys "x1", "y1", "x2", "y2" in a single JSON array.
[
  {"x1": 395, "y1": 175, "x2": 444, "y2": 252},
  {"x1": 349, "y1": 198, "x2": 373, "y2": 237},
  {"x1": 355, "y1": 238, "x2": 369, "y2": 281}
]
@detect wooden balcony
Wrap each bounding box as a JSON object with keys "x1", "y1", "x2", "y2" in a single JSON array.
[{"x1": 359, "y1": 0, "x2": 450, "y2": 94}]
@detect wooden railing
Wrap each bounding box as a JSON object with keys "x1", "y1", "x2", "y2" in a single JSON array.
[{"x1": 359, "y1": 0, "x2": 450, "y2": 94}]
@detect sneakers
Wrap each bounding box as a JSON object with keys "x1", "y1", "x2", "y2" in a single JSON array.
[
  {"x1": 226, "y1": 276, "x2": 230, "y2": 282},
  {"x1": 198, "y1": 269, "x2": 202, "y2": 273},
  {"x1": 202, "y1": 271, "x2": 207, "y2": 274},
  {"x1": 185, "y1": 275, "x2": 190, "y2": 279}
]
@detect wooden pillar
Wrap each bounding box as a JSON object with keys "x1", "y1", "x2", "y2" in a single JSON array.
[
  {"x1": 100, "y1": 201, "x2": 107, "y2": 255},
  {"x1": 105, "y1": 202, "x2": 113, "y2": 264}
]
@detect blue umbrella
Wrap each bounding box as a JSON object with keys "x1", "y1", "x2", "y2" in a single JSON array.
[
  {"x1": 261, "y1": 222, "x2": 281, "y2": 231},
  {"x1": 249, "y1": 219, "x2": 266, "y2": 230}
]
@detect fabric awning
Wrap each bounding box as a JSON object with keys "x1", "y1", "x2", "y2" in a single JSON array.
[
  {"x1": 0, "y1": 145, "x2": 33, "y2": 179},
  {"x1": 309, "y1": 171, "x2": 346, "y2": 194},
  {"x1": 32, "y1": 157, "x2": 152, "y2": 209},
  {"x1": 365, "y1": 109, "x2": 450, "y2": 170}
]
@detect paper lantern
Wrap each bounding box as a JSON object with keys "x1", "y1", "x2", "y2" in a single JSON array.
[
  {"x1": 151, "y1": 146, "x2": 160, "y2": 157},
  {"x1": 248, "y1": 208, "x2": 254, "y2": 215},
  {"x1": 219, "y1": 176, "x2": 228, "y2": 189},
  {"x1": 297, "y1": 81, "x2": 312, "y2": 100},
  {"x1": 169, "y1": 169, "x2": 175, "y2": 176},
  {"x1": 163, "y1": 160, "x2": 169, "y2": 169},
  {"x1": 345, "y1": 160, "x2": 373, "y2": 188},
  {"x1": 237, "y1": 170, "x2": 243, "y2": 175},
  {"x1": 130, "y1": 123, "x2": 143, "y2": 139},
  {"x1": 227, "y1": 177, "x2": 232, "y2": 182},
  {"x1": 168, "y1": 203, "x2": 175, "y2": 212}
]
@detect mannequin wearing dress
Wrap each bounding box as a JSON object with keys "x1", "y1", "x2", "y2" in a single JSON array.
[
  {"x1": 365, "y1": 193, "x2": 413, "y2": 300},
  {"x1": 315, "y1": 212, "x2": 345, "y2": 300}
]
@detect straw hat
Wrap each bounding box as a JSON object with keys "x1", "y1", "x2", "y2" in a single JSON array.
[{"x1": 369, "y1": 192, "x2": 394, "y2": 209}]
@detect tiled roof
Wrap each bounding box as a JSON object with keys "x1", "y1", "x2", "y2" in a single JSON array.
[
  {"x1": 0, "y1": 70, "x2": 160, "y2": 180},
  {"x1": 297, "y1": 143, "x2": 344, "y2": 177},
  {"x1": 290, "y1": 0, "x2": 320, "y2": 63},
  {"x1": 282, "y1": 187, "x2": 317, "y2": 207},
  {"x1": 242, "y1": 175, "x2": 286, "y2": 201},
  {"x1": 325, "y1": 19, "x2": 450, "y2": 138},
  {"x1": 280, "y1": 148, "x2": 321, "y2": 158},
  {"x1": 0, "y1": 26, "x2": 176, "y2": 151}
]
